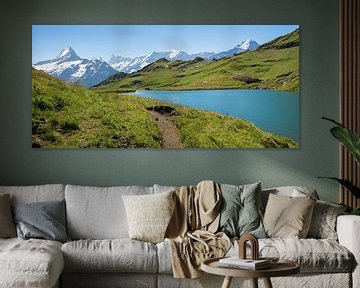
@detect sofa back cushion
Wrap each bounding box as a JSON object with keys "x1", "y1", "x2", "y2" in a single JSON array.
[
  {"x1": 0, "y1": 184, "x2": 65, "y2": 204},
  {"x1": 65, "y1": 185, "x2": 153, "y2": 239},
  {"x1": 153, "y1": 184, "x2": 176, "y2": 194},
  {"x1": 261, "y1": 186, "x2": 319, "y2": 213},
  {"x1": 0, "y1": 194, "x2": 17, "y2": 238}
]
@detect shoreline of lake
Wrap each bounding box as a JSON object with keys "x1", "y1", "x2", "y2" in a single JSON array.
[{"x1": 128, "y1": 89, "x2": 299, "y2": 142}]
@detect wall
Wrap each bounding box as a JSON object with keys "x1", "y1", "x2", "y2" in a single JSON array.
[{"x1": 0, "y1": 0, "x2": 340, "y2": 202}]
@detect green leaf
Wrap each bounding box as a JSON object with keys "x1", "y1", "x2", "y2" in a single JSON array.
[
  {"x1": 351, "y1": 208, "x2": 360, "y2": 215},
  {"x1": 322, "y1": 116, "x2": 344, "y2": 127},
  {"x1": 322, "y1": 117, "x2": 360, "y2": 165},
  {"x1": 318, "y1": 177, "x2": 360, "y2": 198},
  {"x1": 330, "y1": 127, "x2": 360, "y2": 165}
]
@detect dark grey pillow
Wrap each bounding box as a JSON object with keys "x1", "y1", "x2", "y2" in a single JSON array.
[
  {"x1": 218, "y1": 182, "x2": 266, "y2": 238},
  {"x1": 12, "y1": 200, "x2": 70, "y2": 243}
]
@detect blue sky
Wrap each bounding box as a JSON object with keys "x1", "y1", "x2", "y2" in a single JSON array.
[{"x1": 32, "y1": 25, "x2": 299, "y2": 63}]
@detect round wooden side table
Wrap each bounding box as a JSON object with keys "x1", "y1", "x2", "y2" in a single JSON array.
[{"x1": 201, "y1": 257, "x2": 300, "y2": 288}]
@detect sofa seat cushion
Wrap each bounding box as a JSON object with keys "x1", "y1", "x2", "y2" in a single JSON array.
[
  {"x1": 0, "y1": 238, "x2": 64, "y2": 288},
  {"x1": 230, "y1": 238, "x2": 353, "y2": 273},
  {"x1": 61, "y1": 239, "x2": 158, "y2": 273},
  {"x1": 157, "y1": 238, "x2": 353, "y2": 274}
]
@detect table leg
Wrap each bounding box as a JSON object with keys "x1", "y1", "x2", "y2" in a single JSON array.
[
  {"x1": 263, "y1": 277, "x2": 273, "y2": 288},
  {"x1": 221, "y1": 276, "x2": 233, "y2": 288},
  {"x1": 251, "y1": 278, "x2": 258, "y2": 288}
]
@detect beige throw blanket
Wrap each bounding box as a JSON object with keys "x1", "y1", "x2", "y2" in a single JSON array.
[{"x1": 165, "y1": 181, "x2": 231, "y2": 278}]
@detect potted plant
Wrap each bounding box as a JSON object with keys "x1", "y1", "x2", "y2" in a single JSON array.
[{"x1": 320, "y1": 117, "x2": 360, "y2": 215}]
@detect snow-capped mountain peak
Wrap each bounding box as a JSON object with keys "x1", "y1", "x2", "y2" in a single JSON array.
[
  {"x1": 56, "y1": 46, "x2": 81, "y2": 62},
  {"x1": 91, "y1": 57, "x2": 104, "y2": 62},
  {"x1": 238, "y1": 39, "x2": 259, "y2": 51},
  {"x1": 210, "y1": 40, "x2": 259, "y2": 60},
  {"x1": 107, "y1": 39, "x2": 260, "y2": 73},
  {"x1": 33, "y1": 47, "x2": 117, "y2": 87},
  {"x1": 57, "y1": 47, "x2": 74, "y2": 57},
  {"x1": 169, "y1": 49, "x2": 180, "y2": 58}
]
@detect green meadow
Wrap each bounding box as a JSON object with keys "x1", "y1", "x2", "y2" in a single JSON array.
[{"x1": 32, "y1": 69, "x2": 297, "y2": 148}]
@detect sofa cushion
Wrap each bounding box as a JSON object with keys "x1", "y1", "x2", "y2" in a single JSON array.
[
  {"x1": 218, "y1": 182, "x2": 266, "y2": 238},
  {"x1": 0, "y1": 184, "x2": 65, "y2": 204},
  {"x1": 234, "y1": 238, "x2": 353, "y2": 273},
  {"x1": 12, "y1": 200, "x2": 70, "y2": 243},
  {"x1": 0, "y1": 194, "x2": 16, "y2": 238},
  {"x1": 61, "y1": 239, "x2": 158, "y2": 273},
  {"x1": 157, "y1": 238, "x2": 353, "y2": 274},
  {"x1": 261, "y1": 238, "x2": 354, "y2": 273},
  {"x1": 307, "y1": 200, "x2": 347, "y2": 240},
  {"x1": 263, "y1": 193, "x2": 316, "y2": 238},
  {"x1": 261, "y1": 186, "x2": 319, "y2": 213},
  {"x1": 65, "y1": 185, "x2": 153, "y2": 239},
  {"x1": 122, "y1": 191, "x2": 175, "y2": 243},
  {"x1": 153, "y1": 184, "x2": 176, "y2": 194},
  {"x1": 0, "y1": 238, "x2": 64, "y2": 288},
  {"x1": 156, "y1": 240, "x2": 173, "y2": 274}
]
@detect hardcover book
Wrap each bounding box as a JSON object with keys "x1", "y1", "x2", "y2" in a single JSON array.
[{"x1": 218, "y1": 257, "x2": 271, "y2": 270}]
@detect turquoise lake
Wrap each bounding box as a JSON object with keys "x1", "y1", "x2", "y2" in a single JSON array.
[{"x1": 131, "y1": 89, "x2": 299, "y2": 142}]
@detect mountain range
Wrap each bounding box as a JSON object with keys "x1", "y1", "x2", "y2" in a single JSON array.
[
  {"x1": 33, "y1": 40, "x2": 259, "y2": 86},
  {"x1": 96, "y1": 28, "x2": 299, "y2": 92},
  {"x1": 108, "y1": 39, "x2": 259, "y2": 73},
  {"x1": 33, "y1": 47, "x2": 118, "y2": 87}
]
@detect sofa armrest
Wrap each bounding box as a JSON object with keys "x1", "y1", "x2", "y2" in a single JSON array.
[{"x1": 337, "y1": 215, "x2": 360, "y2": 288}]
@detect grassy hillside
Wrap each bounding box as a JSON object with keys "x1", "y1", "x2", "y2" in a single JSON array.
[
  {"x1": 32, "y1": 68, "x2": 297, "y2": 148},
  {"x1": 95, "y1": 29, "x2": 299, "y2": 93},
  {"x1": 32, "y1": 69, "x2": 161, "y2": 148},
  {"x1": 173, "y1": 106, "x2": 297, "y2": 148}
]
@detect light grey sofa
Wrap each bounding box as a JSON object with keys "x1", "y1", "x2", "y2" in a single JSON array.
[{"x1": 0, "y1": 184, "x2": 359, "y2": 288}]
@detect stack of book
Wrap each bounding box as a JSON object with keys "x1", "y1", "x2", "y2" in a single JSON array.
[{"x1": 218, "y1": 257, "x2": 271, "y2": 270}]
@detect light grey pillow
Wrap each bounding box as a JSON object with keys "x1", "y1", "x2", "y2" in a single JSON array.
[
  {"x1": 0, "y1": 194, "x2": 16, "y2": 238},
  {"x1": 218, "y1": 182, "x2": 266, "y2": 238},
  {"x1": 12, "y1": 200, "x2": 70, "y2": 243},
  {"x1": 307, "y1": 200, "x2": 347, "y2": 240}
]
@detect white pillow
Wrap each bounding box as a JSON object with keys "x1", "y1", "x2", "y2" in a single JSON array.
[{"x1": 122, "y1": 191, "x2": 175, "y2": 243}]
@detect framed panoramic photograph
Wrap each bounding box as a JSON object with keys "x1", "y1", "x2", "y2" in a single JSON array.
[{"x1": 32, "y1": 25, "x2": 299, "y2": 148}]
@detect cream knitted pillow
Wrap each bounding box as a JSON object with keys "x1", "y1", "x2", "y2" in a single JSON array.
[{"x1": 122, "y1": 191, "x2": 175, "y2": 243}]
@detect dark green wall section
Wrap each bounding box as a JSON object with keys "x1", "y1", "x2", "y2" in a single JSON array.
[{"x1": 0, "y1": 0, "x2": 340, "y2": 202}]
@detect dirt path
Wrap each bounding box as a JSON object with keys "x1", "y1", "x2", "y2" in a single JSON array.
[{"x1": 149, "y1": 111, "x2": 183, "y2": 148}]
